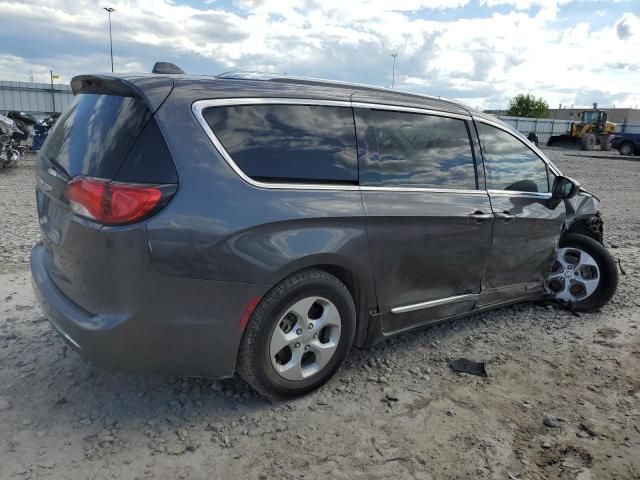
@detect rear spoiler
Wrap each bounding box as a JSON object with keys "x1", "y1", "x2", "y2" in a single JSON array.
[
  {"x1": 70, "y1": 75, "x2": 174, "y2": 113},
  {"x1": 71, "y1": 75, "x2": 139, "y2": 97}
]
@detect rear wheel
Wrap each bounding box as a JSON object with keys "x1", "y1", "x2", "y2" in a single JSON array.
[
  {"x1": 619, "y1": 141, "x2": 634, "y2": 156},
  {"x1": 238, "y1": 269, "x2": 356, "y2": 399},
  {"x1": 581, "y1": 133, "x2": 596, "y2": 151},
  {"x1": 600, "y1": 135, "x2": 612, "y2": 151},
  {"x1": 544, "y1": 234, "x2": 617, "y2": 311}
]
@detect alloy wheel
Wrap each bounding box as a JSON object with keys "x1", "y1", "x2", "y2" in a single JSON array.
[
  {"x1": 269, "y1": 296, "x2": 342, "y2": 381},
  {"x1": 545, "y1": 247, "x2": 601, "y2": 303}
]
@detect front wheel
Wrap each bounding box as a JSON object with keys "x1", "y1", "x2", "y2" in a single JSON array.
[
  {"x1": 581, "y1": 133, "x2": 596, "y2": 151},
  {"x1": 545, "y1": 234, "x2": 618, "y2": 311},
  {"x1": 238, "y1": 269, "x2": 356, "y2": 399},
  {"x1": 619, "y1": 141, "x2": 634, "y2": 156}
]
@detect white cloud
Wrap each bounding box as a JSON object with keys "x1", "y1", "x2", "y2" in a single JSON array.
[{"x1": 616, "y1": 12, "x2": 638, "y2": 39}]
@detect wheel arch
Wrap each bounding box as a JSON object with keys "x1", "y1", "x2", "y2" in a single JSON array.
[
  {"x1": 564, "y1": 213, "x2": 603, "y2": 244},
  {"x1": 563, "y1": 191, "x2": 604, "y2": 244},
  {"x1": 268, "y1": 258, "x2": 377, "y2": 348}
]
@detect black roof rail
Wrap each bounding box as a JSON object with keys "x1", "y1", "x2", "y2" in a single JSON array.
[
  {"x1": 215, "y1": 71, "x2": 469, "y2": 110},
  {"x1": 152, "y1": 62, "x2": 185, "y2": 74}
]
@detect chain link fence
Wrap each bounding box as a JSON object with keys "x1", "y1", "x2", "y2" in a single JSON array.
[{"x1": 495, "y1": 115, "x2": 640, "y2": 142}]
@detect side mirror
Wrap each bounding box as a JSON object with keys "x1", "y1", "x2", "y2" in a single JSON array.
[{"x1": 551, "y1": 175, "x2": 580, "y2": 200}]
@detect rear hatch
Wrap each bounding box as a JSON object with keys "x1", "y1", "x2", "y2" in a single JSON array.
[{"x1": 35, "y1": 76, "x2": 177, "y2": 313}]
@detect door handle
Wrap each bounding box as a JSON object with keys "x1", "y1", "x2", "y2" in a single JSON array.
[
  {"x1": 468, "y1": 211, "x2": 493, "y2": 224},
  {"x1": 495, "y1": 211, "x2": 516, "y2": 223}
]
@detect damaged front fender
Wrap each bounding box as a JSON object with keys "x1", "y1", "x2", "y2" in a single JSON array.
[{"x1": 562, "y1": 190, "x2": 603, "y2": 243}]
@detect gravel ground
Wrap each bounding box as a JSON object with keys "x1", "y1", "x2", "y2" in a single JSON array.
[
  {"x1": 0, "y1": 155, "x2": 39, "y2": 270},
  {"x1": 1, "y1": 150, "x2": 639, "y2": 479}
]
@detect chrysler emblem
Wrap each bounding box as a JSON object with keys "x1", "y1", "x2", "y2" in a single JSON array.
[{"x1": 37, "y1": 176, "x2": 54, "y2": 192}]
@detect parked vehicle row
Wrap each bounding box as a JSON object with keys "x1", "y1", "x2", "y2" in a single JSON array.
[
  {"x1": 31, "y1": 67, "x2": 618, "y2": 398},
  {"x1": 0, "y1": 114, "x2": 21, "y2": 168},
  {"x1": 0, "y1": 111, "x2": 63, "y2": 169},
  {"x1": 0, "y1": 111, "x2": 36, "y2": 168}
]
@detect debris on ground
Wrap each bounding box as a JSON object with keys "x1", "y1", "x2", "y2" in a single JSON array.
[
  {"x1": 617, "y1": 258, "x2": 626, "y2": 275},
  {"x1": 449, "y1": 358, "x2": 487, "y2": 377},
  {"x1": 543, "y1": 415, "x2": 560, "y2": 428}
]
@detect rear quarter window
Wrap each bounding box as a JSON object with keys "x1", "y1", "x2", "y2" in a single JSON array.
[
  {"x1": 42, "y1": 93, "x2": 151, "y2": 178},
  {"x1": 203, "y1": 104, "x2": 358, "y2": 184}
]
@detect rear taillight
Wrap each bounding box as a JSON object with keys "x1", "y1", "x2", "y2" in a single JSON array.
[{"x1": 65, "y1": 177, "x2": 176, "y2": 225}]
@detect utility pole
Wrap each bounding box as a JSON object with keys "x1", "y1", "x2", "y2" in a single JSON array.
[
  {"x1": 391, "y1": 53, "x2": 398, "y2": 88},
  {"x1": 50, "y1": 70, "x2": 60, "y2": 113},
  {"x1": 103, "y1": 7, "x2": 116, "y2": 72}
]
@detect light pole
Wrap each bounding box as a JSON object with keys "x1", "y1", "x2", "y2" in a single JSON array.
[
  {"x1": 391, "y1": 53, "x2": 398, "y2": 88},
  {"x1": 103, "y1": 7, "x2": 115, "y2": 72},
  {"x1": 50, "y1": 70, "x2": 60, "y2": 113}
]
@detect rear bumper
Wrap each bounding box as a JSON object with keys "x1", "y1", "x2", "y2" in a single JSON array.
[{"x1": 30, "y1": 244, "x2": 268, "y2": 378}]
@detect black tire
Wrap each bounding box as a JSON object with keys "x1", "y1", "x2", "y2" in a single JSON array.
[
  {"x1": 238, "y1": 269, "x2": 356, "y2": 399},
  {"x1": 556, "y1": 234, "x2": 618, "y2": 311},
  {"x1": 619, "y1": 141, "x2": 634, "y2": 156},
  {"x1": 601, "y1": 136, "x2": 612, "y2": 151},
  {"x1": 581, "y1": 133, "x2": 596, "y2": 151}
]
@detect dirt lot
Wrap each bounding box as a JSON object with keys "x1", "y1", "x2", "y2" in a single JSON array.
[{"x1": 1, "y1": 150, "x2": 639, "y2": 480}]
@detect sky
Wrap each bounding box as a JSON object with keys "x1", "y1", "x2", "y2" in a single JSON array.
[{"x1": 0, "y1": 0, "x2": 639, "y2": 110}]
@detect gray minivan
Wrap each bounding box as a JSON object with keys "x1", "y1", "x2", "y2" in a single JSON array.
[{"x1": 31, "y1": 68, "x2": 617, "y2": 398}]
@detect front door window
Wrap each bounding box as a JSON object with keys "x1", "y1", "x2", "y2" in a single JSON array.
[{"x1": 477, "y1": 123, "x2": 549, "y2": 193}]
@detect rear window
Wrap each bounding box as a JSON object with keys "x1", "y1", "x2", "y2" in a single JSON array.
[
  {"x1": 203, "y1": 104, "x2": 358, "y2": 184},
  {"x1": 42, "y1": 93, "x2": 151, "y2": 178}
]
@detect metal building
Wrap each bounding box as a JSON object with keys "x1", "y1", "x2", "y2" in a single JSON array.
[{"x1": 0, "y1": 80, "x2": 74, "y2": 118}]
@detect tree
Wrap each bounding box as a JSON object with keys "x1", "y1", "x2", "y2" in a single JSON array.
[{"x1": 506, "y1": 94, "x2": 549, "y2": 118}]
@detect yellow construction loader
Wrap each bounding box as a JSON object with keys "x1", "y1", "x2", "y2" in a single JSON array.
[{"x1": 547, "y1": 108, "x2": 616, "y2": 151}]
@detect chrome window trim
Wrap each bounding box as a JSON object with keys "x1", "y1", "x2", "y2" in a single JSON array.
[
  {"x1": 391, "y1": 293, "x2": 478, "y2": 314},
  {"x1": 360, "y1": 186, "x2": 488, "y2": 195},
  {"x1": 487, "y1": 189, "x2": 552, "y2": 199},
  {"x1": 352, "y1": 102, "x2": 471, "y2": 121},
  {"x1": 192, "y1": 98, "x2": 358, "y2": 191},
  {"x1": 473, "y1": 116, "x2": 562, "y2": 177},
  {"x1": 192, "y1": 98, "x2": 554, "y2": 196},
  {"x1": 192, "y1": 97, "x2": 477, "y2": 192}
]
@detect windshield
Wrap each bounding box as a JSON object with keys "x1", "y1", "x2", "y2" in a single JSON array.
[{"x1": 582, "y1": 111, "x2": 598, "y2": 124}]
